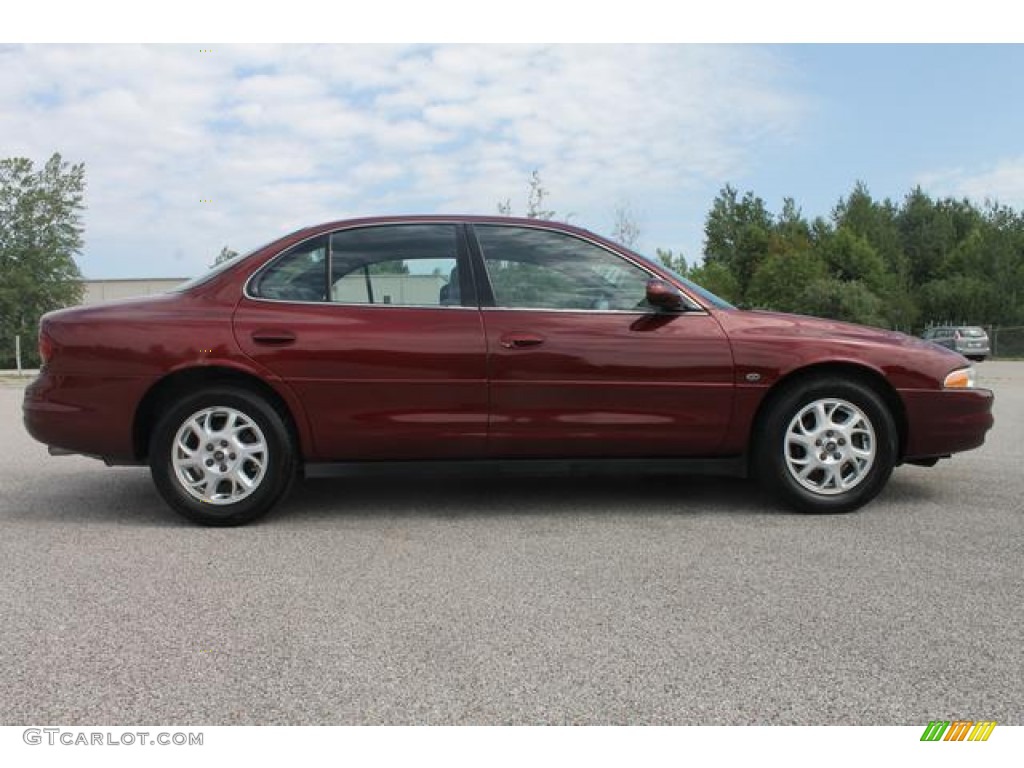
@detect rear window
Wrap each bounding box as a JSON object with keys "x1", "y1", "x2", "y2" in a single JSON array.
[{"x1": 961, "y1": 327, "x2": 987, "y2": 338}]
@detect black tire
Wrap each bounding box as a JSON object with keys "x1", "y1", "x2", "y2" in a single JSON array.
[
  {"x1": 149, "y1": 387, "x2": 296, "y2": 526},
  {"x1": 754, "y1": 376, "x2": 897, "y2": 514}
]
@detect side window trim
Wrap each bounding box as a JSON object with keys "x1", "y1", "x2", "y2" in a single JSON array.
[
  {"x1": 454, "y1": 223, "x2": 479, "y2": 309},
  {"x1": 464, "y1": 222, "x2": 495, "y2": 308}
]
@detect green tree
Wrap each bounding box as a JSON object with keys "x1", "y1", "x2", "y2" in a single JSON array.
[
  {"x1": 748, "y1": 248, "x2": 828, "y2": 314},
  {"x1": 211, "y1": 245, "x2": 239, "y2": 267},
  {"x1": 0, "y1": 153, "x2": 85, "y2": 367},
  {"x1": 703, "y1": 184, "x2": 773, "y2": 302},
  {"x1": 818, "y1": 227, "x2": 888, "y2": 294},
  {"x1": 833, "y1": 183, "x2": 908, "y2": 305},
  {"x1": 775, "y1": 197, "x2": 812, "y2": 246},
  {"x1": 655, "y1": 248, "x2": 687, "y2": 276},
  {"x1": 898, "y1": 187, "x2": 957, "y2": 288},
  {"x1": 611, "y1": 204, "x2": 641, "y2": 248},
  {"x1": 497, "y1": 169, "x2": 558, "y2": 221},
  {"x1": 917, "y1": 276, "x2": 1001, "y2": 326},
  {"x1": 970, "y1": 203, "x2": 1024, "y2": 325},
  {"x1": 687, "y1": 259, "x2": 741, "y2": 305},
  {"x1": 799, "y1": 278, "x2": 887, "y2": 328},
  {"x1": 833, "y1": 184, "x2": 903, "y2": 262},
  {"x1": 665, "y1": 180, "x2": 1024, "y2": 333},
  {"x1": 525, "y1": 170, "x2": 555, "y2": 220}
]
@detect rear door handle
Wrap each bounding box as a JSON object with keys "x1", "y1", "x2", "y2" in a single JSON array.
[
  {"x1": 499, "y1": 333, "x2": 545, "y2": 349},
  {"x1": 251, "y1": 329, "x2": 296, "y2": 345}
]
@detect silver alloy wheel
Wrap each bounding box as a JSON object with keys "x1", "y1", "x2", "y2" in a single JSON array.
[
  {"x1": 171, "y1": 406, "x2": 268, "y2": 505},
  {"x1": 784, "y1": 398, "x2": 876, "y2": 496}
]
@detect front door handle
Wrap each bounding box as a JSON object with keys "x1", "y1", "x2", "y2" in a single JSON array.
[
  {"x1": 251, "y1": 329, "x2": 296, "y2": 345},
  {"x1": 499, "y1": 333, "x2": 545, "y2": 349}
]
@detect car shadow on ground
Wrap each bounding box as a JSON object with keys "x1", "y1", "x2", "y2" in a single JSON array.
[
  {"x1": 6, "y1": 468, "x2": 187, "y2": 527},
  {"x1": 282, "y1": 473, "x2": 769, "y2": 523},
  {"x1": 5, "y1": 466, "x2": 944, "y2": 528},
  {"x1": 280, "y1": 469, "x2": 944, "y2": 525}
]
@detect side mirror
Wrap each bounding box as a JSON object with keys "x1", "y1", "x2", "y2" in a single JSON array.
[{"x1": 645, "y1": 279, "x2": 684, "y2": 310}]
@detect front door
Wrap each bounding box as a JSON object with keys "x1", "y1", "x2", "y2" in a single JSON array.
[{"x1": 470, "y1": 224, "x2": 734, "y2": 458}]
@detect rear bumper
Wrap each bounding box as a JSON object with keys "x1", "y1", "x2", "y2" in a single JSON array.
[
  {"x1": 955, "y1": 345, "x2": 990, "y2": 358},
  {"x1": 22, "y1": 369, "x2": 149, "y2": 461},
  {"x1": 901, "y1": 387, "x2": 994, "y2": 459}
]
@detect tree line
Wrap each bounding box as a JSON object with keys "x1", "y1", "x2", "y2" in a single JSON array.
[
  {"x1": 500, "y1": 173, "x2": 1024, "y2": 332},
  {"x1": 4, "y1": 156, "x2": 1024, "y2": 368},
  {"x1": 658, "y1": 183, "x2": 1023, "y2": 332}
]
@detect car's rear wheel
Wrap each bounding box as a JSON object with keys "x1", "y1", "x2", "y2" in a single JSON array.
[
  {"x1": 755, "y1": 376, "x2": 897, "y2": 514},
  {"x1": 149, "y1": 387, "x2": 296, "y2": 525}
]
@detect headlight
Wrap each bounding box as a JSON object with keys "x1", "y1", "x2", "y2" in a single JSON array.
[{"x1": 943, "y1": 367, "x2": 976, "y2": 389}]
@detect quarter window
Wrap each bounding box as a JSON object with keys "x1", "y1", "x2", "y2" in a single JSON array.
[
  {"x1": 475, "y1": 225, "x2": 652, "y2": 311},
  {"x1": 251, "y1": 236, "x2": 328, "y2": 301}
]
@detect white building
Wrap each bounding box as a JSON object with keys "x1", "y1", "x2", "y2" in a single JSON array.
[{"x1": 80, "y1": 278, "x2": 189, "y2": 305}]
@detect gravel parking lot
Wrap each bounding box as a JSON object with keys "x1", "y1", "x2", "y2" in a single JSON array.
[{"x1": 1, "y1": 364, "x2": 1021, "y2": 725}]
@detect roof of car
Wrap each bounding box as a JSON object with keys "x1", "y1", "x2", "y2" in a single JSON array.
[{"x1": 292, "y1": 214, "x2": 599, "y2": 240}]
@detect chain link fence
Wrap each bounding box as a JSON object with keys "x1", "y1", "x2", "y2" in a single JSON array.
[{"x1": 991, "y1": 326, "x2": 1024, "y2": 359}]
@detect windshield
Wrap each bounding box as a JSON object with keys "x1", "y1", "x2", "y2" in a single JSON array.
[{"x1": 630, "y1": 251, "x2": 736, "y2": 310}]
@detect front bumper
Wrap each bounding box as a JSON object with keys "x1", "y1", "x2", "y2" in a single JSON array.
[{"x1": 900, "y1": 387, "x2": 994, "y2": 459}]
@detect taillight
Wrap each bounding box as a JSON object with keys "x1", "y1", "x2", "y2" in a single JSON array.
[{"x1": 38, "y1": 328, "x2": 55, "y2": 366}]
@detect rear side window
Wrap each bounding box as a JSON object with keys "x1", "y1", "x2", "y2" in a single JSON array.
[{"x1": 329, "y1": 224, "x2": 459, "y2": 306}]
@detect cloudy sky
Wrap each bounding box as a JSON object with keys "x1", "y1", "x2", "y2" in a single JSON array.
[{"x1": 2, "y1": 42, "x2": 1023, "y2": 278}]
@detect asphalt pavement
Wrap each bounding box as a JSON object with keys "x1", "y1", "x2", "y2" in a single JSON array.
[{"x1": 1, "y1": 364, "x2": 1021, "y2": 724}]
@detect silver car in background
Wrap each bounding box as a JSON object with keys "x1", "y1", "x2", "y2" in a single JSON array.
[{"x1": 923, "y1": 325, "x2": 991, "y2": 361}]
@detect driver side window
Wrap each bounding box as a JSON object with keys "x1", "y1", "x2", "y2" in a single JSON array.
[{"x1": 475, "y1": 225, "x2": 651, "y2": 311}]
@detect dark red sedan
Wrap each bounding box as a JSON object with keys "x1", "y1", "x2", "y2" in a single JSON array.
[{"x1": 24, "y1": 216, "x2": 994, "y2": 525}]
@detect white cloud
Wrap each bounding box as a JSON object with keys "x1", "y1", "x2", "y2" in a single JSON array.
[
  {"x1": 918, "y1": 158, "x2": 1024, "y2": 210},
  {"x1": 0, "y1": 44, "x2": 804, "y2": 277}
]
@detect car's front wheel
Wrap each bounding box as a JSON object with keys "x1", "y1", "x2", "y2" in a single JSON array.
[
  {"x1": 149, "y1": 387, "x2": 296, "y2": 525},
  {"x1": 755, "y1": 376, "x2": 898, "y2": 514}
]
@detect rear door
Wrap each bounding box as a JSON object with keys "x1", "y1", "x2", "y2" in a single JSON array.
[
  {"x1": 233, "y1": 222, "x2": 488, "y2": 460},
  {"x1": 469, "y1": 223, "x2": 735, "y2": 458}
]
